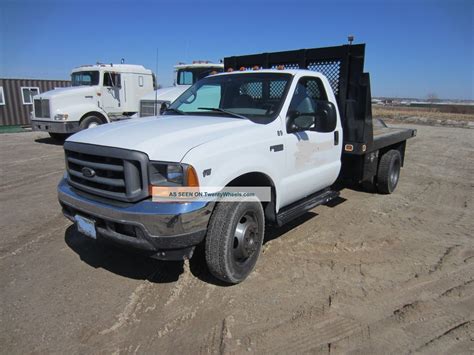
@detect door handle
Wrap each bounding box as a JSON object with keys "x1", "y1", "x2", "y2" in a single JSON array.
[
  {"x1": 270, "y1": 144, "x2": 284, "y2": 152},
  {"x1": 334, "y1": 131, "x2": 339, "y2": 145}
]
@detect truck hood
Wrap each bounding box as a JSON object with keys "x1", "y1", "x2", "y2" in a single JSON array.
[
  {"x1": 67, "y1": 115, "x2": 256, "y2": 162},
  {"x1": 140, "y1": 86, "x2": 189, "y2": 102},
  {"x1": 36, "y1": 86, "x2": 97, "y2": 100}
]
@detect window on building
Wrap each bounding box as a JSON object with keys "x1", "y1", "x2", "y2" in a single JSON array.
[
  {"x1": 0, "y1": 87, "x2": 5, "y2": 105},
  {"x1": 21, "y1": 87, "x2": 40, "y2": 105}
]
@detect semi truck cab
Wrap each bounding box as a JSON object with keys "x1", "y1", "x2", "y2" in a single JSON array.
[
  {"x1": 139, "y1": 61, "x2": 223, "y2": 117},
  {"x1": 31, "y1": 64, "x2": 155, "y2": 140}
]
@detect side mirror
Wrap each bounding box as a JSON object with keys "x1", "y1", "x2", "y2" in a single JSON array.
[
  {"x1": 286, "y1": 110, "x2": 316, "y2": 132},
  {"x1": 159, "y1": 102, "x2": 169, "y2": 115},
  {"x1": 313, "y1": 101, "x2": 337, "y2": 133}
]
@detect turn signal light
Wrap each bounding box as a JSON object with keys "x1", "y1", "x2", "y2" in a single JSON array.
[{"x1": 187, "y1": 166, "x2": 199, "y2": 187}]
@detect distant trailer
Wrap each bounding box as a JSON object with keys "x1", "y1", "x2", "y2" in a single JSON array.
[{"x1": 0, "y1": 78, "x2": 70, "y2": 126}]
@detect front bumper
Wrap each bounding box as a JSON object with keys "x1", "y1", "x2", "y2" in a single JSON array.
[
  {"x1": 32, "y1": 120, "x2": 80, "y2": 134},
  {"x1": 57, "y1": 178, "x2": 212, "y2": 260}
]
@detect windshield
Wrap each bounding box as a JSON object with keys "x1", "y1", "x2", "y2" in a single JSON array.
[
  {"x1": 71, "y1": 71, "x2": 100, "y2": 86},
  {"x1": 176, "y1": 67, "x2": 224, "y2": 85},
  {"x1": 167, "y1": 72, "x2": 292, "y2": 121}
]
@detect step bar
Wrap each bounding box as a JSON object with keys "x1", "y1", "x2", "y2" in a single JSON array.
[{"x1": 276, "y1": 188, "x2": 339, "y2": 226}]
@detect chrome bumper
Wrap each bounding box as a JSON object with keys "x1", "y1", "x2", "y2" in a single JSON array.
[
  {"x1": 57, "y1": 178, "x2": 212, "y2": 259},
  {"x1": 32, "y1": 120, "x2": 80, "y2": 134}
]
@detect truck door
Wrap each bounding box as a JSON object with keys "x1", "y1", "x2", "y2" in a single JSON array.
[
  {"x1": 280, "y1": 76, "x2": 341, "y2": 206},
  {"x1": 101, "y1": 71, "x2": 122, "y2": 113}
]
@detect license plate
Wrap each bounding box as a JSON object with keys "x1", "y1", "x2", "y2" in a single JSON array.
[{"x1": 75, "y1": 215, "x2": 96, "y2": 239}]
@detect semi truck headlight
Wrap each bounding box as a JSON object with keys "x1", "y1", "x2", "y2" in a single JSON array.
[
  {"x1": 148, "y1": 162, "x2": 199, "y2": 187},
  {"x1": 54, "y1": 114, "x2": 69, "y2": 120}
]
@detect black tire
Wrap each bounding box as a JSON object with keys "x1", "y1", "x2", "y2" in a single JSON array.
[
  {"x1": 376, "y1": 150, "x2": 401, "y2": 194},
  {"x1": 205, "y1": 199, "x2": 265, "y2": 284},
  {"x1": 48, "y1": 132, "x2": 68, "y2": 141},
  {"x1": 80, "y1": 115, "x2": 104, "y2": 130}
]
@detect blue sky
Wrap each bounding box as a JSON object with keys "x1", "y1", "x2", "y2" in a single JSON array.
[{"x1": 0, "y1": 0, "x2": 472, "y2": 100}]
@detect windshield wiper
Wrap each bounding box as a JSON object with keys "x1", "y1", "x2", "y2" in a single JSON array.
[
  {"x1": 163, "y1": 108, "x2": 185, "y2": 115},
  {"x1": 197, "y1": 107, "x2": 248, "y2": 120}
]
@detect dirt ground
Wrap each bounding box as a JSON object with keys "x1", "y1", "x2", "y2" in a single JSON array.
[{"x1": 0, "y1": 124, "x2": 473, "y2": 354}]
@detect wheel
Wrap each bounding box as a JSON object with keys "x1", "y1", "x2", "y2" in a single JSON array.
[
  {"x1": 48, "y1": 132, "x2": 68, "y2": 141},
  {"x1": 80, "y1": 115, "x2": 104, "y2": 130},
  {"x1": 376, "y1": 150, "x2": 401, "y2": 194},
  {"x1": 205, "y1": 199, "x2": 265, "y2": 284}
]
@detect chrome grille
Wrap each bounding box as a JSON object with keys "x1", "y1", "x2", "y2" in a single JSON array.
[
  {"x1": 34, "y1": 99, "x2": 50, "y2": 118},
  {"x1": 140, "y1": 100, "x2": 159, "y2": 117},
  {"x1": 64, "y1": 142, "x2": 149, "y2": 202},
  {"x1": 140, "y1": 100, "x2": 170, "y2": 117}
]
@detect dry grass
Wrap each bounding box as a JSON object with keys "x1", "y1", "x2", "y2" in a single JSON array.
[{"x1": 373, "y1": 105, "x2": 474, "y2": 122}]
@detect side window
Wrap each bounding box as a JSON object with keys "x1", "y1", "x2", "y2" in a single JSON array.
[
  {"x1": 178, "y1": 71, "x2": 193, "y2": 85},
  {"x1": 0, "y1": 87, "x2": 5, "y2": 105},
  {"x1": 21, "y1": 87, "x2": 40, "y2": 105},
  {"x1": 288, "y1": 77, "x2": 333, "y2": 132},
  {"x1": 138, "y1": 76, "x2": 144, "y2": 87},
  {"x1": 103, "y1": 72, "x2": 121, "y2": 87}
]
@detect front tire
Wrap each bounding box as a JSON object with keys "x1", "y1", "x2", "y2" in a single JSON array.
[
  {"x1": 205, "y1": 199, "x2": 265, "y2": 284},
  {"x1": 80, "y1": 115, "x2": 104, "y2": 130},
  {"x1": 376, "y1": 150, "x2": 401, "y2": 194}
]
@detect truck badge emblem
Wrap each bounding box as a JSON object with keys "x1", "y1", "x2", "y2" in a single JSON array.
[{"x1": 81, "y1": 167, "x2": 96, "y2": 178}]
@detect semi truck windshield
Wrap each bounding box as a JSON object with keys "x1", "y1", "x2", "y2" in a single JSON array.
[{"x1": 71, "y1": 71, "x2": 100, "y2": 86}]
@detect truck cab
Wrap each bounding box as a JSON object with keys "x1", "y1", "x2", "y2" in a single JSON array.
[
  {"x1": 31, "y1": 64, "x2": 155, "y2": 139},
  {"x1": 139, "y1": 61, "x2": 223, "y2": 117},
  {"x1": 57, "y1": 44, "x2": 415, "y2": 284}
]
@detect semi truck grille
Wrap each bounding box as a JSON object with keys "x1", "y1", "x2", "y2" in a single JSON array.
[
  {"x1": 140, "y1": 100, "x2": 169, "y2": 117},
  {"x1": 64, "y1": 142, "x2": 149, "y2": 202},
  {"x1": 34, "y1": 99, "x2": 50, "y2": 118}
]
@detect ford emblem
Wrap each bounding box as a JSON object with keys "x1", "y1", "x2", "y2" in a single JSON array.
[{"x1": 81, "y1": 167, "x2": 96, "y2": 178}]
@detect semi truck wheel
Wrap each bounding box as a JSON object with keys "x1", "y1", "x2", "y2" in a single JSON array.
[
  {"x1": 376, "y1": 150, "x2": 401, "y2": 194},
  {"x1": 48, "y1": 132, "x2": 68, "y2": 141},
  {"x1": 80, "y1": 115, "x2": 103, "y2": 129},
  {"x1": 205, "y1": 199, "x2": 265, "y2": 284}
]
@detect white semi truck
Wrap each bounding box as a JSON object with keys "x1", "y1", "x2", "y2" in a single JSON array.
[
  {"x1": 57, "y1": 44, "x2": 416, "y2": 283},
  {"x1": 139, "y1": 61, "x2": 223, "y2": 117},
  {"x1": 30, "y1": 63, "x2": 155, "y2": 140}
]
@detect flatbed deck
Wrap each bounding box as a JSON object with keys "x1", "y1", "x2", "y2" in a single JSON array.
[{"x1": 372, "y1": 123, "x2": 417, "y2": 151}]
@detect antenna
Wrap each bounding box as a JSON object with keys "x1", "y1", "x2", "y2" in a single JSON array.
[{"x1": 155, "y1": 47, "x2": 159, "y2": 116}]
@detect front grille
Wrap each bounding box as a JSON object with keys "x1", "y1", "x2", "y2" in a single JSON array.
[
  {"x1": 140, "y1": 100, "x2": 170, "y2": 117},
  {"x1": 34, "y1": 99, "x2": 50, "y2": 118},
  {"x1": 64, "y1": 142, "x2": 149, "y2": 202}
]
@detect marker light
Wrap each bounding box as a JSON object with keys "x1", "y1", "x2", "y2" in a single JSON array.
[
  {"x1": 227, "y1": 68, "x2": 234, "y2": 72},
  {"x1": 239, "y1": 67, "x2": 246, "y2": 71},
  {"x1": 186, "y1": 166, "x2": 199, "y2": 187}
]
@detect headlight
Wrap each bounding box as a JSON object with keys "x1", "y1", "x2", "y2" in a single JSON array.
[
  {"x1": 54, "y1": 114, "x2": 69, "y2": 120},
  {"x1": 148, "y1": 162, "x2": 199, "y2": 187}
]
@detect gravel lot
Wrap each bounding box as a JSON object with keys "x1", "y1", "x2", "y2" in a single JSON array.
[{"x1": 0, "y1": 124, "x2": 473, "y2": 354}]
